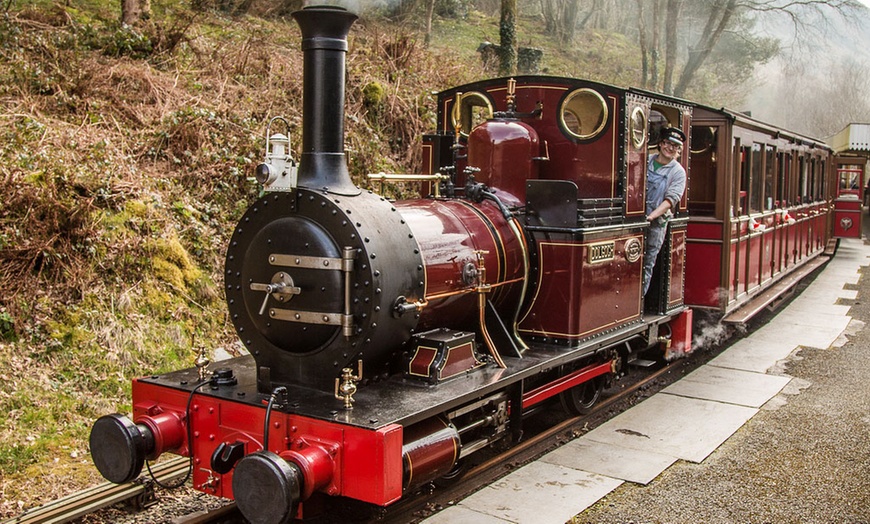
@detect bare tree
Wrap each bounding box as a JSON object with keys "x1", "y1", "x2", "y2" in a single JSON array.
[
  {"x1": 636, "y1": 0, "x2": 862, "y2": 98},
  {"x1": 540, "y1": 0, "x2": 601, "y2": 45},
  {"x1": 424, "y1": 0, "x2": 436, "y2": 45},
  {"x1": 637, "y1": 0, "x2": 649, "y2": 87},
  {"x1": 775, "y1": 59, "x2": 870, "y2": 136}
]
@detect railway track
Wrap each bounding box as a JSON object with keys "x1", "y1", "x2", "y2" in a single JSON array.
[
  {"x1": 3, "y1": 458, "x2": 191, "y2": 524},
  {"x1": 5, "y1": 351, "x2": 710, "y2": 524}
]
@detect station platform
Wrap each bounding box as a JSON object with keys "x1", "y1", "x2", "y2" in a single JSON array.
[{"x1": 423, "y1": 237, "x2": 870, "y2": 524}]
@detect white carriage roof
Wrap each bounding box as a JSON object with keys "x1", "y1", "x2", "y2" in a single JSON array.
[{"x1": 829, "y1": 123, "x2": 870, "y2": 153}]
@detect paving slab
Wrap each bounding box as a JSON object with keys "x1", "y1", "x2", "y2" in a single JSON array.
[
  {"x1": 541, "y1": 438, "x2": 676, "y2": 485},
  {"x1": 782, "y1": 299, "x2": 852, "y2": 316},
  {"x1": 708, "y1": 337, "x2": 799, "y2": 373},
  {"x1": 795, "y1": 286, "x2": 858, "y2": 302},
  {"x1": 583, "y1": 394, "x2": 757, "y2": 463},
  {"x1": 662, "y1": 365, "x2": 791, "y2": 408},
  {"x1": 437, "y1": 461, "x2": 623, "y2": 524},
  {"x1": 422, "y1": 504, "x2": 513, "y2": 524},
  {"x1": 752, "y1": 315, "x2": 851, "y2": 349},
  {"x1": 766, "y1": 308, "x2": 853, "y2": 330}
]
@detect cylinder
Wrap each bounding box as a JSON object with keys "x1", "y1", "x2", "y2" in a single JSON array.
[{"x1": 402, "y1": 417, "x2": 461, "y2": 491}]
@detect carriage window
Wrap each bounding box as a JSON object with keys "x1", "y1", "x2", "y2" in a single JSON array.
[
  {"x1": 688, "y1": 125, "x2": 718, "y2": 216},
  {"x1": 560, "y1": 88, "x2": 608, "y2": 140},
  {"x1": 838, "y1": 164, "x2": 862, "y2": 193},
  {"x1": 450, "y1": 91, "x2": 493, "y2": 137},
  {"x1": 764, "y1": 145, "x2": 775, "y2": 210},
  {"x1": 776, "y1": 152, "x2": 789, "y2": 207},
  {"x1": 629, "y1": 107, "x2": 647, "y2": 150},
  {"x1": 798, "y1": 156, "x2": 809, "y2": 204},
  {"x1": 813, "y1": 158, "x2": 825, "y2": 201},
  {"x1": 750, "y1": 143, "x2": 763, "y2": 214},
  {"x1": 737, "y1": 143, "x2": 750, "y2": 215},
  {"x1": 820, "y1": 159, "x2": 828, "y2": 199}
]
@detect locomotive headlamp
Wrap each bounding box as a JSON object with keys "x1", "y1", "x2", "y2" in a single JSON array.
[
  {"x1": 257, "y1": 119, "x2": 298, "y2": 191},
  {"x1": 254, "y1": 162, "x2": 274, "y2": 185}
]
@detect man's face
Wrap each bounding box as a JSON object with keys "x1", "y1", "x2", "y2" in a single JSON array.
[{"x1": 659, "y1": 140, "x2": 682, "y2": 162}]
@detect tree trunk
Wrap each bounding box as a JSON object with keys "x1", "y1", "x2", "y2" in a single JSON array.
[
  {"x1": 541, "y1": 0, "x2": 559, "y2": 34},
  {"x1": 637, "y1": 0, "x2": 648, "y2": 88},
  {"x1": 672, "y1": 0, "x2": 737, "y2": 98},
  {"x1": 499, "y1": 0, "x2": 518, "y2": 76},
  {"x1": 424, "y1": 0, "x2": 436, "y2": 45},
  {"x1": 559, "y1": 0, "x2": 580, "y2": 45},
  {"x1": 650, "y1": 0, "x2": 661, "y2": 90},
  {"x1": 121, "y1": 0, "x2": 150, "y2": 25},
  {"x1": 661, "y1": 0, "x2": 681, "y2": 94},
  {"x1": 577, "y1": 0, "x2": 599, "y2": 31}
]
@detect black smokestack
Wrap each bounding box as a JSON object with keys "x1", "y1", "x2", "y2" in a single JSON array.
[{"x1": 292, "y1": 6, "x2": 359, "y2": 195}]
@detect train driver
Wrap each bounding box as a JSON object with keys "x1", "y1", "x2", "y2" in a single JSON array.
[{"x1": 643, "y1": 126, "x2": 687, "y2": 296}]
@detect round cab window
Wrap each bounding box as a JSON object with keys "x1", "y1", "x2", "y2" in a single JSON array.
[
  {"x1": 450, "y1": 92, "x2": 493, "y2": 137},
  {"x1": 560, "y1": 88, "x2": 608, "y2": 140},
  {"x1": 629, "y1": 107, "x2": 647, "y2": 150},
  {"x1": 647, "y1": 108, "x2": 674, "y2": 150},
  {"x1": 691, "y1": 126, "x2": 716, "y2": 154}
]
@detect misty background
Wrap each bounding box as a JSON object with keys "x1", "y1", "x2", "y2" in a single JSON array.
[
  {"x1": 352, "y1": 0, "x2": 870, "y2": 140},
  {"x1": 748, "y1": 4, "x2": 870, "y2": 138}
]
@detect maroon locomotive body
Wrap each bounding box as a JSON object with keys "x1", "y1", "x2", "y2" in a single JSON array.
[{"x1": 89, "y1": 6, "x2": 835, "y2": 524}]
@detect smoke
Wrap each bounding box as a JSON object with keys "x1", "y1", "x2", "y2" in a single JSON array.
[
  {"x1": 302, "y1": 0, "x2": 362, "y2": 14},
  {"x1": 302, "y1": 0, "x2": 413, "y2": 16},
  {"x1": 691, "y1": 314, "x2": 740, "y2": 352}
]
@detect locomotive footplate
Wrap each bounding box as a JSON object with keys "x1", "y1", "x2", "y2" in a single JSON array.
[{"x1": 137, "y1": 312, "x2": 680, "y2": 431}]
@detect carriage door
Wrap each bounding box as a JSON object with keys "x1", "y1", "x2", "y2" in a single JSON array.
[{"x1": 833, "y1": 156, "x2": 864, "y2": 238}]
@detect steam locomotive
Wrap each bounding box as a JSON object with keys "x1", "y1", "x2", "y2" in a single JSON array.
[{"x1": 89, "y1": 6, "x2": 837, "y2": 524}]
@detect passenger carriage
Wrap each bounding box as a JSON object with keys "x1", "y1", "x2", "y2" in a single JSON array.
[{"x1": 684, "y1": 106, "x2": 835, "y2": 322}]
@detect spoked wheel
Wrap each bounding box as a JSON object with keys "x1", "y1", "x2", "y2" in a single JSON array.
[{"x1": 559, "y1": 375, "x2": 605, "y2": 415}]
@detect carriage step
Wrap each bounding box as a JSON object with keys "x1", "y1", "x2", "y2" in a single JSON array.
[{"x1": 630, "y1": 358, "x2": 657, "y2": 368}]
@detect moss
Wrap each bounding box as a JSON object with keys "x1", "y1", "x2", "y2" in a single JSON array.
[
  {"x1": 363, "y1": 81, "x2": 386, "y2": 108},
  {"x1": 125, "y1": 199, "x2": 150, "y2": 219},
  {"x1": 148, "y1": 236, "x2": 202, "y2": 290}
]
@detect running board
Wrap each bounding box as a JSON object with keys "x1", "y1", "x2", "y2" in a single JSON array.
[
  {"x1": 823, "y1": 238, "x2": 839, "y2": 256},
  {"x1": 722, "y1": 256, "x2": 828, "y2": 324}
]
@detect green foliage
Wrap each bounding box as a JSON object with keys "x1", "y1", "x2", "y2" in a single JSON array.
[
  {"x1": 99, "y1": 25, "x2": 154, "y2": 59},
  {"x1": 0, "y1": 311, "x2": 15, "y2": 341}
]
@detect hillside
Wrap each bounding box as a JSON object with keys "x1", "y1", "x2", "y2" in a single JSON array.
[
  {"x1": 0, "y1": 2, "x2": 461, "y2": 514},
  {"x1": 0, "y1": 0, "x2": 647, "y2": 515}
]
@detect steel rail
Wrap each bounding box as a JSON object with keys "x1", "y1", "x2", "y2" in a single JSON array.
[{"x1": 3, "y1": 457, "x2": 190, "y2": 524}]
